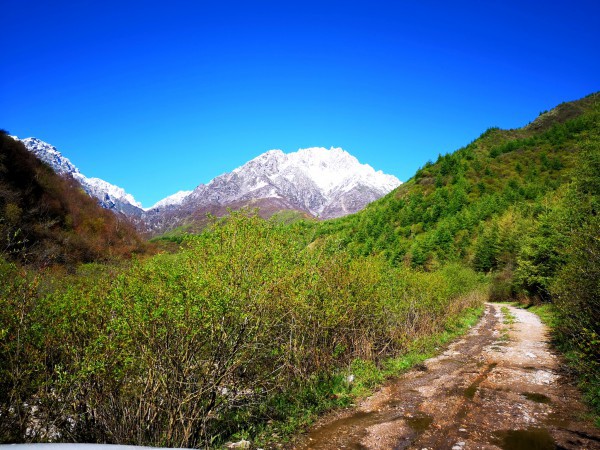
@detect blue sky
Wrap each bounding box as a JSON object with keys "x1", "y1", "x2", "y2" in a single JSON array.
[{"x1": 2, "y1": 1, "x2": 599, "y2": 207}]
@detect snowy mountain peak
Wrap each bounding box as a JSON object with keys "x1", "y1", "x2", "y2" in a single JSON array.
[
  {"x1": 15, "y1": 136, "x2": 82, "y2": 177},
  {"x1": 185, "y1": 146, "x2": 401, "y2": 219},
  {"x1": 84, "y1": 177, "x2": 143, "y2": 209},
  {"x1": 262, "y1": 149, "x2": 285, "y2": 158},
  {"x1": 241, "y1": 146, "x2": 399, "y2": 197}
]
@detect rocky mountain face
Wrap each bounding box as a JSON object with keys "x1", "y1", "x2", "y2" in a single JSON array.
[
  {"x1": 198, "y1": 147, "x2": 399, "y2": 217},
  {"x1": 141, "y1": 147, "x2": 401, "y2": 232},
  {"x1": 14, "y1": 137, "x2": 401, "y2": 234}
]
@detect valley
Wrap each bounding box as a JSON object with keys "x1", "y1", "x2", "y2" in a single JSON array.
[{"x1": 1, "y1": 92, "x2": 598, "y2": 448}]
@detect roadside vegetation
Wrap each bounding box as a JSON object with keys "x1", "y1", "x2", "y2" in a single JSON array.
[
  {"x1": 0, "y1": 213, "x2": 486, "y2": 446},
  {"x1": 0, "y1": 93, "x2": 598, "y2": 445}
]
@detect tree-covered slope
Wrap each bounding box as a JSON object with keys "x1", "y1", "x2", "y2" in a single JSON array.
[{"x1": 313, "y1": 92, "x2": 599, "y2": 270}]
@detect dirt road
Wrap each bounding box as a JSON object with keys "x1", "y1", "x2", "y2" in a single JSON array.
[{"x1": 295, "y1": 303, "x2": 600, "y2": 449}]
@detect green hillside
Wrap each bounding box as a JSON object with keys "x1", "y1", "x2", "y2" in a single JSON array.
[
  {"x1": 310, "y1": 92, "x2": 599, "y2": 416},
  {"x1": 313, "y1": 92, "x2": 599, "y2": 272}
]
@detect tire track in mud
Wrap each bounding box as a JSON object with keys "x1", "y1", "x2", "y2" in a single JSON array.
[{"x1": 294, "y1": 303, "x2": 600, "y2": 449}]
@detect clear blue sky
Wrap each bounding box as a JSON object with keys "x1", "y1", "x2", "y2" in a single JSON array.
[{"x1": 2, "y1": 1, "x2": 599, "y2": 207}]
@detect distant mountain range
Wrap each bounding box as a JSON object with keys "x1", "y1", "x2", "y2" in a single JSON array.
[{"x1": 12, "y1": 136, "x2": 401, "y2": 233}]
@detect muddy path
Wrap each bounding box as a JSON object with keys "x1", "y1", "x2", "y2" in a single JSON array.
[{"x1": 294, "y1": 303, "x2": 600, "y2": 449}]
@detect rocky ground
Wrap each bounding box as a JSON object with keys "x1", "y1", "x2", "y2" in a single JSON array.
[{"x1": 294, "y1": 303, "x2": 600, "y2": 449}]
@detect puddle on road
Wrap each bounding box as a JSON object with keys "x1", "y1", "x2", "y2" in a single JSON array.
[
  {"x1": 404, "y1": 414, "x2": 433, "y2": 433},
  {"x1": 298, "y1": 410, "x2": 377, "y2": 450},
  {"x1": 521, "y1": 392, "x2": 552, "y2": 404},
  {"x1": 493, "y1": 427, "x2": 555, "y2": 450},
  {"x1": 296, "y1": 409, "x2": 433, "y2": 449}
]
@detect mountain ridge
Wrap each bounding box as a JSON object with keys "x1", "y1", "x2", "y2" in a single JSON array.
[
  {"x1": 0, "y1": 132, "x2": 144, "y2": 265},
  {"x1": 14, "y1": 137, "x2": 401, "y2": 233},
  {"x1": 12, "y1": 137, "x2": 145, "y2": 216}
]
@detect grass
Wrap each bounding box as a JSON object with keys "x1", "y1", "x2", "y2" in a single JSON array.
[
  {"x1": 382, "y1": 306, "x2": 484, "y2": 376},
  {"x1": 494, "y1": 305, "x2": 516, "y2": 343},
  {"x1": 500, "y1": 306, "x2": 516, "y2": 325},
  {"x1": 510, "y1": 301, "x2": 557, "y2": 328},
  {"x1": 524, "y1": 303, "x2": 559, "y2": 328}
]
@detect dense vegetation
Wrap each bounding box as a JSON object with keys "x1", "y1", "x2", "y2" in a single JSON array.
[
  {"x1": 0, "y1": 131, "x2": 145, "y2": 266},
  {"x1": 0, "y1": 213, "x2": 485, "y2": 446},
  {"x1": 0, "y1": 92, "x2": 598, "y2": 446},
  {"x1": 313, "y1": 93, "x2": 598, "y2": 270},
  {"x1": 549, "y1": 144, "x2": 599, "y2": 416}
]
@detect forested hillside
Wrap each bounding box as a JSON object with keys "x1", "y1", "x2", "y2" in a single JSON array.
[
  {"x1": 0, "y1": 93, "x2": 597, "y2": 447},
  {"x1": 313, "y1": 92, "x2": 598, "y2": 272}
]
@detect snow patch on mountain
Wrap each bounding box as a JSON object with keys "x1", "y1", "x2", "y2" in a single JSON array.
[
  {"x1": 283, "y1": 147, "x2": 389, "y2": 193},
  {"x1": 147, "y1": 190, "x2": 192, "y2": 210},
  {"x1": 84, "y1": 177, "x2": 142, "y2": 209}
]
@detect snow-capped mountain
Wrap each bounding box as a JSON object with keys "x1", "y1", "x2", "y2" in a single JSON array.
[
  {"x1": 13, "y1": 137, "x2": 401, "y2": 233},
  {"x1": 184, "y1": 147, "x2": 400, "y2": 218},
  {"x1": 209, "y1": 147, "x2": 400, "y2": 218},
  {"x1": 16, "y1": 137, "x2": 80, "y2": 176},
  {"x1": 143, "y1": 147, "x2": 401, "y2": 231},
  {"x1": 13, "y1": 137, "x2": 144, "y2": 216}
]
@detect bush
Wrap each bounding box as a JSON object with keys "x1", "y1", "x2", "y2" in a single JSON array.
[{"x1": 551, "y1": 145, "x2": 600, "y2": 417}]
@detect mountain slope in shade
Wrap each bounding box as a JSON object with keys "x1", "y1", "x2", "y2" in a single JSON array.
[{"x1": 0, "y1": 132, "x2": 144, "y2": 265}]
